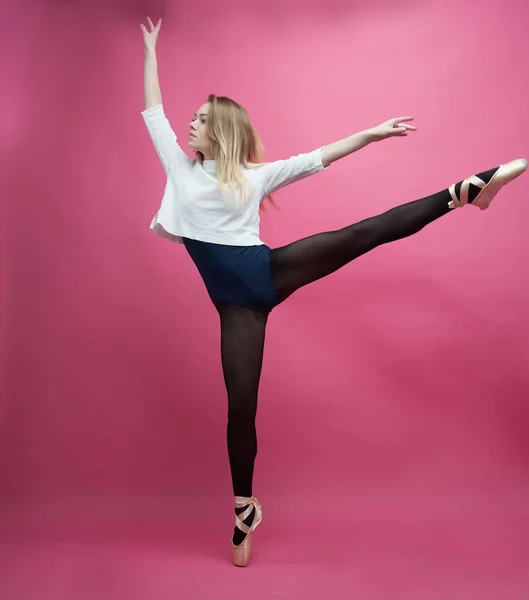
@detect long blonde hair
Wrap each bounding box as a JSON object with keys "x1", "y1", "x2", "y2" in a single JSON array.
[{"x1": 195, "y1": 94, "x2": 279, "y2": 211}]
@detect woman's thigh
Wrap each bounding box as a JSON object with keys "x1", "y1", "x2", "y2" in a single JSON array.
[{"x1": 217, "y1": 303, "x2": 269, "y2": 411}]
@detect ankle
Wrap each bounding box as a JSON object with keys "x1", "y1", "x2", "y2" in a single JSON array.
[{"x1": 233, "y1": 503, "x2": 256, "y2": 546}]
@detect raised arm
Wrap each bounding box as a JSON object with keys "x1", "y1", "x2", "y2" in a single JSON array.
[
  {"x1": 140, "y1": 17, "x2": 191, "y2": 172},
  {"x1": 321, "y1": 117, "x2": 417, "y2": 167},
  {"x1": 141, "y1": 17, "x2": 162, "y2": 109}
]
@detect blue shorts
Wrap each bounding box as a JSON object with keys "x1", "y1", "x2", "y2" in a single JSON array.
[{"x1": 182, "y1": 238, "x2": 280, "y2": 314}]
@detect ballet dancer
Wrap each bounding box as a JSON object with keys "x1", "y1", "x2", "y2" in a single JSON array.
[{"x1": 140, "y1": 17, "x2": 527, "y2": 566}]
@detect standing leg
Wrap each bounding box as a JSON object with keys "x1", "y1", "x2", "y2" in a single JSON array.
[
  {"x1": 216, "y1": 302, "x2": 267, "y2": 556},
  {"x1": 270, "y1": 159, "x2": 527, "y2": 300}
]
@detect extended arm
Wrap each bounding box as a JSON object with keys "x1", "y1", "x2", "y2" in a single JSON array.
[
  {"x1": 321, "y1": 116, "x2": 417, "y2": 167},
  {"x1": 321, "y1": 129, "x2": 377, "y2": 168},
  {"x1": 259, "y1": 114, "x2": 417, "y2": 196}
]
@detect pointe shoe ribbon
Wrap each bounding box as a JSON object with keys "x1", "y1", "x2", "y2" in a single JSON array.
[
  {"x1": 448, "y1": 175, "x2": 487, "y2": 208},
  {"x1": 233, "y1": 495, "x2": 263, "y2": 539}
]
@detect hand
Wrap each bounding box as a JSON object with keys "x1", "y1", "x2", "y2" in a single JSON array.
[
  {"x1": 140, "y1": 17, "x2": 162, "y2": 51},
  {"x1": 369, "y1": 117, "x2": 417, "y2": 142}
]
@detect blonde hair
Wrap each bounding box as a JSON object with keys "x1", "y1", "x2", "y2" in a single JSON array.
[{"x1": 195, "y1": 94, "x2": 279, "y2": 211}]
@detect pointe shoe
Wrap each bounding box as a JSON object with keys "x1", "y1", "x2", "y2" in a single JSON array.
[
  {"x1": 232, "y1": 496, "x2": 263, "y2": 567},
  {"x1": 448, "y1": 158, "x2": 527, "y2": 210}
]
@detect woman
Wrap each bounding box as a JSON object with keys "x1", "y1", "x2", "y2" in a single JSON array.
[{"x1": 140, "y1": 17, "x2": 526, "y2": 567}]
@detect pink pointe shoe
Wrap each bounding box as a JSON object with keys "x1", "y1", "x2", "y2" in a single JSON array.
[
  {"x1": 448, "y1": 158, "x2": 527, "y2": 210},
  {"x1": 232, "y1": 496, "x2": 263, "y2": 567}
]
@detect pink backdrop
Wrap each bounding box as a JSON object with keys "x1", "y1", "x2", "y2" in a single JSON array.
[{"x1": 1, "y1": 0, "x2": 528, "y2": 598}]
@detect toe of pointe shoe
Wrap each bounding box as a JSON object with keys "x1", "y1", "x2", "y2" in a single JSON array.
[
  {"x1": 474, "y1": 158, "x2": 527, "y2": 210},
  {"x1": 232, "y1": 534, "x2": 252, "y2": 567},
  {"x1": 502, "y1": 158, "x2": 528, "y2": 178}
]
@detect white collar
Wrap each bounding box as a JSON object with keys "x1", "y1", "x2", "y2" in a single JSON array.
[{"x1": 201, "y1": 159, "x2": 217, "y2": 176}]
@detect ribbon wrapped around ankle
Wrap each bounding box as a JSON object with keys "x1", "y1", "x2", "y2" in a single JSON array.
[
  {"x1": 448, "y1": 175, "x2": 487, "y2": 208},
  {"x1": 234, "y1": 496, "x2": 263, "y2": 535}
]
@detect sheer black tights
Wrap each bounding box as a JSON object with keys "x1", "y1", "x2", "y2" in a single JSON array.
[
  {"x1": 218, "y1": 304, "x2": 268, "y2": 545},
  {"x1": 218, "y1": 188, "x2": 453, "y2": 544}
]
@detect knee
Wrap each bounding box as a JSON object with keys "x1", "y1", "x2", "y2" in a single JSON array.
[
  {"x1": 227, "y1": 395, "x2": 257, "y2": 423},
  {"x1": 353, "y1": 221, "x2": 384, "y2": 248}
]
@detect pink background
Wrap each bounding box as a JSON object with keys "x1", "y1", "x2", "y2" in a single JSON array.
[{"x1": 2, "y1": 0, "x2": 529, "y2": 598}]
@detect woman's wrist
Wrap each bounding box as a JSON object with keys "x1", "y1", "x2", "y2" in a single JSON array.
[{"x1": 365, "y1": 127, "x2": 383, "y2": 143}]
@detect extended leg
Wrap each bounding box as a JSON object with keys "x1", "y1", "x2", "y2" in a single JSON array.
[
  {"x1": 271, "y1": 188, "x2": 453, "y2": 301},
  {"x1": 270, "y1": 158, "x2": 527, "y2": 300}
]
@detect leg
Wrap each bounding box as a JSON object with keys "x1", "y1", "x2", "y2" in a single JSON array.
[
  {"x1": 271, "y1": 158, "x2": 527, "y2": 300},
  {"x1": 216, "y1": 302, "x2": 268, "y2": 547},
  {"x1": 271, "y1": 188, "x2": 453, "y2": 300}
]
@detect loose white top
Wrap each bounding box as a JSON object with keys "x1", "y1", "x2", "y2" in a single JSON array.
[{"x1": 141, "y1": 104, "x2": 329, "y2": 246}]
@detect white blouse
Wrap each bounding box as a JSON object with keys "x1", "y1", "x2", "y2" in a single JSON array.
[{"x1": 141, "y1": 104, "x2": 329, "y2": 246}]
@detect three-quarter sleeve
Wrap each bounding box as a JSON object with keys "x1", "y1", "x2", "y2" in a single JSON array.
[
  {"x1": 260, "y1": 147, "x2": 329, "y2": 197},
  {"x1": 141, "y1": 104, "x2": 192, "y2": 173}
]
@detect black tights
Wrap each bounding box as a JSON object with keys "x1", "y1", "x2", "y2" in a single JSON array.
[{"x1": 219, "y1": 187, "x2": 453, "y2": 502}]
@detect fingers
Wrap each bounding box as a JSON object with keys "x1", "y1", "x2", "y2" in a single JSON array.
[
  {"x1": 140, "y1": 17, "x2": 162, "y2": 37},
  {"x1": 141, "y1": 17, "x2": 162, "y2": 35},
  {"x1": 392, "y1": 117, "x2": 416, "y2": 129},
  {"x1": 393, "y1": 124, "x2": 413, "y2": 137},
  {"x1": 392, "y1": 122, "x2": 416, "y2": 131}
]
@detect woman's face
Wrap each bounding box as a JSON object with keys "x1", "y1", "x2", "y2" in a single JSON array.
[{"x1": 188, "y1": 103, "x2": 213, "y2": 157}]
